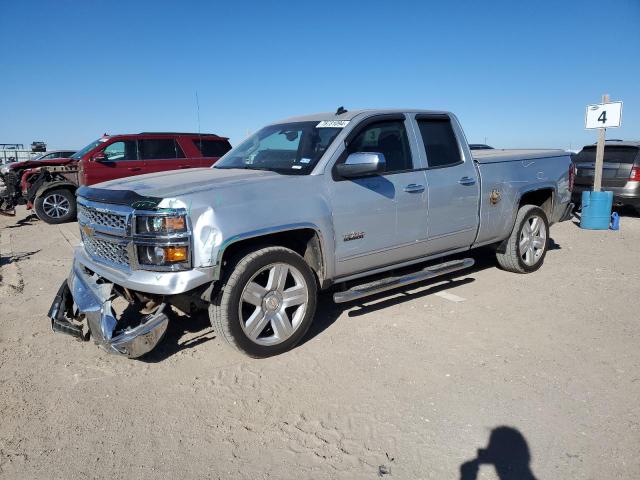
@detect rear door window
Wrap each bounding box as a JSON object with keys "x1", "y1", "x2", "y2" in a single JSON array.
[
  {"x1": 193, "y1": 139, "x2": 231, "y2": 157},
  {"x1": 138, "y1": 139, "x2": 184, "y2": 160},
  {"x1": 416, "y1": 117, "x2": 463, "y2": 168}
]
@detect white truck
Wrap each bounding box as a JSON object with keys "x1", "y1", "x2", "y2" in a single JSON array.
[{"x1": 49, "y1": 109, "x2": 574, "y2": 358}]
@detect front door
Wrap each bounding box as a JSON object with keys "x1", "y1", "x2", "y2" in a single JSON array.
[
  {"x1": 84, "y1": 139, "x2": 145, "y2": 185},
  {"x1": 328, "y1": 117, "x2": 428, "y2": 277},
  {"x1": 413, "y1": 114, "x2": 479, "y2": 253}
]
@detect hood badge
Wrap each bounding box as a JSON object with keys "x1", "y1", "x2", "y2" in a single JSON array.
[{"x1": 343, "y1": 231, "x2": 365, "y2": 242}]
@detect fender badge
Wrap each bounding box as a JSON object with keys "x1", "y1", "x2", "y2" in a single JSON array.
[
  {"x1": 489, "y1": 189, "x2": 501, "y2": 205},
  {"x1": 343, "y1": 231, "x2": 365, "y2": 242}
]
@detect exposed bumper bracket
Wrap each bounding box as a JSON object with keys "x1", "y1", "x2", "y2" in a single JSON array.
[{"x1": 48, "y1": 262, "x2": 169, "y2": 358}]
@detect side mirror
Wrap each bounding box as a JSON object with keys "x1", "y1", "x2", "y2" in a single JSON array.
[
  {"x1": 336, "y1": 152, "x2": 386, "y2": 178},
  {"x1": 91, "y1": 151, "x2": 107, "y2": 162}
]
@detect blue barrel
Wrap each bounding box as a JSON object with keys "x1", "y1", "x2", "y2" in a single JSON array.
[{"x1": 580, "y1": 191, "x2": 613, "y2": 230}]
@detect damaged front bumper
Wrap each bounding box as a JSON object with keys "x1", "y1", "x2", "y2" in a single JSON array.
[{"x1": 48, "y1": 261, "x2": 169, "y2": 358}]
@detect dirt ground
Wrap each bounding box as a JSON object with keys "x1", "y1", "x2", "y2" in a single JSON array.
[{"x1": 1, "y1": 207, "x2": 639, "y2": 480}]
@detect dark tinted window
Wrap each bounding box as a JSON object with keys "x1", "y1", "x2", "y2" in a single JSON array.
[
  {"x1": 348, "y1": 120, "x2": 413, "y2": 173},
  {"x1": 417, "y1": 118, "x2": 462, "y2": 168},
  {"x1": 194, "y1": 139, "x2": 231, "y2": 157},
  {"x1": 138, "y1": 139, "x2": 183, "y2": 160},
  {"x1": 575, "y1": 146, "x2": 639, "y2": 164},
  {"x1": 103, "y1": 141, "x2": 138, "y2": 161}
]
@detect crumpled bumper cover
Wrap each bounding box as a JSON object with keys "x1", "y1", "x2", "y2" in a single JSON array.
[{"x1": 48, "y1": 262, "x2": 169, "y2": 358}]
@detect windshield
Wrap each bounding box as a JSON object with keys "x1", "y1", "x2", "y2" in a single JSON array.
[
  {"x1": 214, "y1": 121, "x2": 343, "y2": 174},
  {"x1": 71, "y1": 138, "x2": 108, "y2": 160}
]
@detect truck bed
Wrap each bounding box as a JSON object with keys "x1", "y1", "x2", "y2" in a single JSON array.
[
  {"x1": 473, "y1": 149, "x2": 568, "y2": 164},
  {"x1": 473, "y1": 149, "x2": 572, "y2": 248}
]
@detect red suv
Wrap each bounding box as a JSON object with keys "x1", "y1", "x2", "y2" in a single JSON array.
[{"x1": 1, "y1": 132, "x2": 231, "y2": 224}]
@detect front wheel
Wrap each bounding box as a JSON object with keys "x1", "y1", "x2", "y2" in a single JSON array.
[
  {"x1": 34, "y1": 188, "x2": 77, "y2": 224},
  {"x1": 209, "y1": 246, "x2": 318, "y2": 357},
  {"x1": 496, "y1": 205, "x2": 549, "y2": 273}
]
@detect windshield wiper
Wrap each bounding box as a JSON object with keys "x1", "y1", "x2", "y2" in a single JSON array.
[{"x1": 215, "y1": 165, "x2": 281, "y2": 172}]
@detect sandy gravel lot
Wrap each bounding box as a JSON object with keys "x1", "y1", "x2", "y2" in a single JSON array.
[{"x1": 1, "y1": 208, "x2": 639, "y2": 479}]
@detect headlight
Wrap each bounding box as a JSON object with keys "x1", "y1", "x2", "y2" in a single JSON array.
[
  {"x1": 0, "y1": 166, "x2": 10, "y2": 174},
  {"x1": 135, "y1": 214, "x2": 187, "y2": 235},
  {"x1": 137, "y1": 245, "x2": 189, "y2": 267}
]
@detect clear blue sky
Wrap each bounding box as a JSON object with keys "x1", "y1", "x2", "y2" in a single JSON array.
[{"x1": 1, "y1": 0, "x2": 638, "y2": 151}]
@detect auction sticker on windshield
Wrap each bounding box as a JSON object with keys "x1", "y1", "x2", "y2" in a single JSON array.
[{"x1": 317, "y1": 120, "x2": 350, "y2": 128}]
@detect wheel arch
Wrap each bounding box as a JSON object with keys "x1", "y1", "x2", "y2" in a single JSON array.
[
  {"x1": 214, "y1": 224, "x2": 329, "y2": 289},
  {"x1": 517, "y1": 186, "x2": 555, "y2": 218},
  {"x1": 497, "y1": 187, "x2": 555, "y2": 254},
  {"x1": 35, "y1": 180, "x2": 78, "y2": 201}
]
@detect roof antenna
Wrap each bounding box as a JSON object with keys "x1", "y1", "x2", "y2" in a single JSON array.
[
  {"x1": 335, "y1": 106, "x2": 347, "y2": 116},
  {"x1": 195, "y1": 90, "x2": 202, "y2": 147}
]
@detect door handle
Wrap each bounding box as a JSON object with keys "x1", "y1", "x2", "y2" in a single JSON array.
[
  {"x1": 178, "y1": 165, "x2": 192, "y2": 169},
  {"x1": 403, "y1": 183, "x2": 425, "y2": 193},
  {"x1": 128, "y1": 167, "x2": 142, "y2": 172},
  {"x1": 458, "y1": 176, "x2": 476, "y2": 186}
]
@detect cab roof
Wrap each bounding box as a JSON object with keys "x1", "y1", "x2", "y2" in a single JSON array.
[{"x1": 272, "y1": 109, "x2": 452, "y2": 125}]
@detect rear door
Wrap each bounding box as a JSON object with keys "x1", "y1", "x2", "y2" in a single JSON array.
[
  {"x1": 574, "y1": 146, "x2": 639, "y2": 188},
  {"x1": 412, "y1": 114, "x2": 479, "y2": 254},
  {"x1": 83, "y1": 139, "x2": 144, "y2": 185},
  {"x1": 191, "y1": 138, "x2": 232, "y2": 167},
  {"x1": 138, "y1": 137, "x2": 194, "y2": 174}
]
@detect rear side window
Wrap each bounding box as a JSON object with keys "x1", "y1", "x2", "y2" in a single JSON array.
[
  {"x1": 417, "y1": 117, "x2": 462, "y2": 168},
  {"x1": 347, "y1": 120, "x2": 413, "y2": 173},
  {"x1": 193, "y1": 139, "x2": 231, "y2": 157},
  {"x1": 138, "y1": 139, "x2": 184, "y2": 160},
  {"x1": 575, "y1": 146, "x2": 639, "y2": 164}
]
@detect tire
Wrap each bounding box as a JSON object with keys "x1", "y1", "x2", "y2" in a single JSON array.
[
  {"x1": 496, "y1": 205, "x2": 549, "y2": 274},
  {"x1": 34, "y1": 188, "x2": 77, "y2": 224},
  {"x1": 209, "y1": 246, "x2": 318, "y2": 358}
]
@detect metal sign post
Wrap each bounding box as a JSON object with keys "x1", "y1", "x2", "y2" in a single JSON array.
[{"x1": 585, "y1": 95, "x2": 623, "y2": 192}]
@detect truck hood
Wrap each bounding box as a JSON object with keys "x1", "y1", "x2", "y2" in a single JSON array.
[{"x1": 93, "y1": 167, "x2": 282, "y2": 198}]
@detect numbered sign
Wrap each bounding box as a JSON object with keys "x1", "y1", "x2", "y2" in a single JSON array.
[{"x1": 585, "y1": 101, "x2": 623, "y2": 129}]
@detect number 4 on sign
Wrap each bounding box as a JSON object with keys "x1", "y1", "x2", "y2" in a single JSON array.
[{"x1": 598, "y1": 111, "x2": 607, "y2": 124}]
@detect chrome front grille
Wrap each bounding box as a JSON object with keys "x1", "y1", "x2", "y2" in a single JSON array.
[
  {"x1": 78, "y1": 203, "x2": 128, "y2": 232},
  {"x1": 81, "y1": 232, "x2": 130, "y2": 267}
]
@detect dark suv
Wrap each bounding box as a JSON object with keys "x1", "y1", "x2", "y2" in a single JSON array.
[{"x1": 572, "y1": 141, "x2": 640, "y2": 213}]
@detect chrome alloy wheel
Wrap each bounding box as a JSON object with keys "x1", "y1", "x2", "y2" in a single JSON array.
[
  {"x1": 42, "y1": 193, "x2": 70, "y2": 218},
  {"x1": 238, "y1": 263, "x2": 309, "y2": 346},
  {"x1": 519, "y1": 215, "x2": 547, "y2": 266}
]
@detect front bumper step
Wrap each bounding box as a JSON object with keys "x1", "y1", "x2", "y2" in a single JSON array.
[{"x1": 48, "y1": 262, "x2": 169, "y2": 358}]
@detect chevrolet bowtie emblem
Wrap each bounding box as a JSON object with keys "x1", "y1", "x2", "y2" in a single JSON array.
[{"x1": 82, "y1": 224, "x2": 95, "y2": 237}]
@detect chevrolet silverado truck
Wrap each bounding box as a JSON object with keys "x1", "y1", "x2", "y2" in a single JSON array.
[
  {"x1": 0, "y1": 132, "x2": 231, "y2": 223},
  {"x1": 48, "y1": 109, "x2": 573, "y2": 358}
]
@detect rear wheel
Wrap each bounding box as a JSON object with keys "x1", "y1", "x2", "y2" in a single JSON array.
[
  {"x1": 209, "y1": 246, "x2": 317, "y2": 357},
  {"x1": 496, "y1": 205, "x2": 549, "y2": 273},
  {"x1": 34, "y1": 188, "x2": 76, "y2": 224}
]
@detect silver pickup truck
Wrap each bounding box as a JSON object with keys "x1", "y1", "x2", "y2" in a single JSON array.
[{"x1": 48, "y1": 109, "x2": 573, "y2": 358}]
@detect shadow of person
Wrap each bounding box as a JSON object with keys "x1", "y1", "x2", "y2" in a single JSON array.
[{"x1": 460, "y1": 426, "x2": 538, "y2": 480}]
